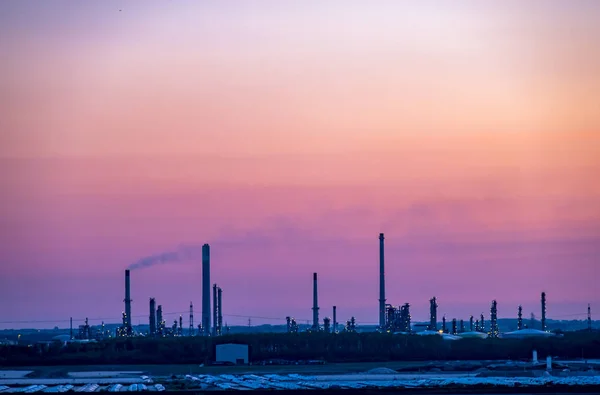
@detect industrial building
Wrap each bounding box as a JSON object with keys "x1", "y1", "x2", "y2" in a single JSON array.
[
  {"x1": 215, "y1": 343, "x2": 249, "y2": 365},
  {"x1": 100, "y1": 234, "x2": 591, "y2": 340}
]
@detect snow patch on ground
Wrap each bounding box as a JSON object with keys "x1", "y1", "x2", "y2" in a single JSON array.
[
  {"x1": 365, "y1": 368, "x2": 398, "y2": 375},
  {"x1": 67, "y1": 372, "x2": 143, "y2": 378},
  {"x1": 0, "y1": 374, "x2": 32, "y2": 380}
]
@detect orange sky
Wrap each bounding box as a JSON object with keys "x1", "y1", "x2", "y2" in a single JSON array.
[{"x1": 0, "y1": 1, "x2": 599, "y2": 328}]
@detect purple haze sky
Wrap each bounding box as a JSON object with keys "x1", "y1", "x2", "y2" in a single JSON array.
[{"x1": 0, "y1": 1, "x2": 599, "y2": 329}]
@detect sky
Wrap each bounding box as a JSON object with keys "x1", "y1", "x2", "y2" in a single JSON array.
[{"x1": 0, "y1": 0, "x2": 599, "y2": 330}]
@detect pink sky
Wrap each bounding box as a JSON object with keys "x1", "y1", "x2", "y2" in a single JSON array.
[{"x1": 1, "y1": 1, "x2": 599, "y2": 329}]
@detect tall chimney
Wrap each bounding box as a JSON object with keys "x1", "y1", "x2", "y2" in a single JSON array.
[
  {"x1": 202, "y1": 244, "x2": 211, "y2": 336},
  {"x1": 212, "y1": 284, "x2": 218, "y2": 336},
  {"x1": 379, "y1": 233, "x2": 386, "y2": 331},
  {"x1": 541, "y1": 292, "x2": 547, "y2": 332},
  {"x1": 149, "y1": 298, "x2": 156, "y2": 335},
  {"x1": 517, "y1": 305, "x2": 523, "y2": 330},
  {"x1": 333, "y1": 306, "x2": 337, "y2": 334},
  {"x1": 588, "y1": 304, "x2": 592, "y2": 332},
  {"x1": 124, "y1": 270, "x2": 132, "y2": 335},
  {"x1": 217, "y1": 287, "x2": 223, "y2": 335},
  {"x1": 312, "y1": 273, "x2": 319, "y2": 330}
]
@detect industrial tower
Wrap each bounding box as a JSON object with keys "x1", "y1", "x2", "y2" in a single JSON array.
[
  {"x1": 490, "y1": 300, "x2": 499, "y2": 338},
  {"x1": 189, "y1": 302, "x2": 194, "y2": 336},
  {"x1": 202, "y1": 244, "x2": 211, "y2": 336},
  {"x1": 541, "y1": 292, "x2": 547, "y2": 331},
  {"x1": 312, "y1": 273, "x2": 320, "y2": 331},
  {"x1": 429, "y1": 297, "x2": 438, "y2": 331},
  {"x1": 124, "y1": 270, "x2": 132, "y2": 336},
  {"x1": 517, "y1": 305, "x2": 523, "y2": 330},
  {"x1": 149, "y1": 298, "x2": 156, "y2": 335},
  {"x1": 378, "y1": 233, "x2": 386, "y2": 331}
]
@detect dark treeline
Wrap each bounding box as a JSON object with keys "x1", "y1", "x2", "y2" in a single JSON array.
[{"x1": 2, "y1": 332, "x2": 600, "y2": 366}]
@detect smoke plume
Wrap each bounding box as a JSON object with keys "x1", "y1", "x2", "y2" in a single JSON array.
[{"x1": 128, "y1": 244, "x2": 204, "y2": 270}]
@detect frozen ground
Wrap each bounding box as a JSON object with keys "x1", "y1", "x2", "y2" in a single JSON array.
[
  {"x1": 0, "y1": 373, "x2": 32, "y2": 380},
  {"x1": 1, "y1": 371, "x2": 599, "y2": 392},
  {"x1": 67, "y1": 373, "x2": 143, "y2": 378}
]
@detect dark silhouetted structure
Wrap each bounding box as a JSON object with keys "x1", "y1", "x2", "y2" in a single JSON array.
[
  {"x1": 333, "y1": 306, "x2": 337, "y2": 333},
  {"x1": 469, "y1": 315, "x2": 474, "y2": 332},
  {"x1": 323, "y1": 317, "x2": 331, "y2": 333},
  {"x1": 217, "y1": 287, "x2": 223, "y2": 335},
  {"x1": 379, "y1": 233, "x2": 386, "y2": 331},
  {"x1": 541, "y1": 292, "x2": 547, "y2": 331},
  {"x1": 202, "y1": 244, "x2": 210, "y2": 336},
  {"x1": 589, "y1": 304, "x2": 592, "y2": 331},
  {"x1": 312, "y1": 273, "x2": 319, "y2": 331},
  {"x1": 490, "y1": 300, "x2": 499, "y2": 338},
  {"x1": 157, "y1": 305, "x2": 164, "y2": 336},
  {"x1": 124, "y1": 270, "x2": 132, "y2": 336},
  {"x1": 518, "y1": 305, "x2": 523, "y2": 330},
  {"x1": 429, "y1": 297, "x2": 438, "y2": 331},
  {"x1": 149, "y1": 298, "x2": 156, "y2": 335},
  {"x1": 189, "y1": 301, "x2": 194, "y2": 336},
  {"x1": 213, "y1": 284, "x2": 218, "y2": 336}
]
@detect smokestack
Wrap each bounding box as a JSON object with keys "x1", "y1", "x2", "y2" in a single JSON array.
[
  {"x1": 312, "y1": 273, "x2": 319, "y2": 330},
  {"x1": 70, "y1": 317, "x2": 73, "y2": 340},
  {"x1": 149, "y1": 298, "x2": 156, "y2": 335},
  {"x1": 212, "y1": 284, "x2": 218, "y2": 336},
  {"x1": 202, "y1": 244, "x2": 211, "y2": 336},
  {"x1": 333, "y1": 306, "x2": 337, "y2": 334},
  {"x1": 541, "y1": 292, "x2": 547, "y2": 332},
  {"x1": 124, "y1": 270, "x2": 132, "y2": 335},
  {"x1": 469, "y1": 315, "x2": 474, "y2": 332},
  {"x1": 217, "y1": 287, "x2": 223, "y2": 335},
  {"x1": 157, "y1": 305, "x2": 163, "y2": 336},
  {"x1": 588, "y1": 304, "x2": 592, "y2": 332},
  {"x1": 378, "y1": 233, "x2": 386, "y2": 331}
]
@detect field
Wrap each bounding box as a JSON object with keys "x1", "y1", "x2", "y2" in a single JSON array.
[{"x1": 4, "y1": 361, "x2": 432, "y2": 378}]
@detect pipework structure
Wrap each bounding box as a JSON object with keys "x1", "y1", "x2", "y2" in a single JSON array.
[
  {"x1": 490, "y1": 300, "x2": 499, "y2": 338},
  {"x1": 157, "y1": 305, "x2": 164, "y2": 336},
  {"x1": 189, "y1": 302, "x2": 194, "y2": 336},
  {"x1": 428, "y1": 297, "x2": 438, "y2": 331},
  {"x1": 312, "y1": 273, "x2": 320, "y2": 331},
  {"x1": 202, "y1": 244, "x2": 211, "y2": 336},
  {"x1": 217, "y1": 287, "x2": 223, "y2": 335},
  {"x1": 378, "y1": 233, "x2": 386, "y2": 331},
  {"x1": 518, "y1": 305, "x2": 523, "y2": 330}
]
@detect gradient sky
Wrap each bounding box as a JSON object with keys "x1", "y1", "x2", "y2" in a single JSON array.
[{"x1": 1, "y1": 1, "x2": 599, "y2": 329}]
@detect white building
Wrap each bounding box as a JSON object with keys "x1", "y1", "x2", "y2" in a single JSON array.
[{"x1": 215, "y1": 343, "x2": 249, "y2": 365}]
